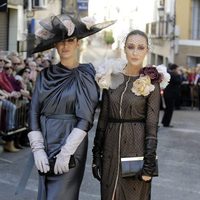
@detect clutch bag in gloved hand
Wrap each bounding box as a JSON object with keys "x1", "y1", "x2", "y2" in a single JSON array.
[
  {"x1": 38, "y1": 155, "x2": 76, "y2": 176},
  {"x1": 121, "y1": 156, "x2": 158, "y2": 178}
]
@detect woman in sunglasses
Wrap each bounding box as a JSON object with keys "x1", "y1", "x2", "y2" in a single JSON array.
[{"x1": 92, "y1": 30, "x2": 170, "y2": 200}]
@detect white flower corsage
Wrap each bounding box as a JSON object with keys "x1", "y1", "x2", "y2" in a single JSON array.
[
  {"x1": 95, "y1": 61, "x2": 170, "y2": 93},
  {"x1": 155, "y1": 64, "x2": 171, "y2": 89},
  {"x1": 131, "y1": 75, "x2": 155, "y2": 96},
  {"x1": 95, "y1": 58, "x2": 126, "y2": 89}
]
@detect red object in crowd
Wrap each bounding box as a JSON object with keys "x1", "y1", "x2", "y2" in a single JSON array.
[{"x1": 0, "y1": 71, "x2": 15, "y2": 92}]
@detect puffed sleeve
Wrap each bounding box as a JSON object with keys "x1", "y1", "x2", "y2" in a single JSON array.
[
  {"x1": 143, "y1": 83, "x2": 160, "y2": 176},
  {"x1": 92, "y1": 89, "x2": 109, "y2": 158},
  {"x1": 75, "y1": 64, "x2": 100, "y2": 132},
  {"x1": 29, "y1": 73, "x2": 42, "y2": 131}
]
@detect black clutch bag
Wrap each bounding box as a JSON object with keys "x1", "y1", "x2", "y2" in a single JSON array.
[
  {"x1": 39, "y1": 155, "x2": 76, "y2": 176},
  {"x1": 121, "y1": 156, "x2": 158, "y2": 178}
]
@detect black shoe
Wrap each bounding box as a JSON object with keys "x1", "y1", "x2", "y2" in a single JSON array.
[
  {"x1": 163, "y1": 125, "x2": 174, "y2": 128},
  {"x1": 21, "y1": 141, "x2": 30, "y2": 147},
  {"x1": 14, "y1": 142, "x2": 24, "y2": 149}
]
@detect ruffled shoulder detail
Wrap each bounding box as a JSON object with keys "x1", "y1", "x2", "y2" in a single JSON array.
[
  {"x1": 139, "y1": 64, "x2": 171, "y2": 88},
  {"x1": 94, "y1": 58, "x2": 126, "y2": 89},
  {"x1": 131, "y1": 64, "x2": 171, "y2": 97},
  {"x1": 154, "y1": 64, "x2": 171, "y2": 89}
]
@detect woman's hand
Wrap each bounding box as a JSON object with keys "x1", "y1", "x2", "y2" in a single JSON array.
[
  {"x1": 142, "y1": 175, "x2": 152, "y2": 182},
  {"x1": 92, "y1": 157, "x2": 102, "y2": 181}
]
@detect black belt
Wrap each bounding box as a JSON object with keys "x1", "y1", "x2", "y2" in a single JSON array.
[{"x1": 108, "y1": 118, "x2": 145, "y2": 123}]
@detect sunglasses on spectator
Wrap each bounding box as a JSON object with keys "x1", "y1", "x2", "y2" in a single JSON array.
[
  {"x1": 24, "y1": 70, "x2": 31, "y2": 73},
  {"x1": 13, "y1": 63, "x2": 21, "y2": 66},
  {"x1": 4, "y1": 67, "x2": 12, "y2": 70},
  {"x1": 0, "y1": 59, "x2": 4, "y2": 62}
]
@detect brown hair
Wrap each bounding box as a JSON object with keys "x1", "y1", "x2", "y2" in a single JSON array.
[{"x1": 124, "y1": 30, "x2": 148, "y2": 47}]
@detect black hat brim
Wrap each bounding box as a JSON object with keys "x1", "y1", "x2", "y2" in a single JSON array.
[{"x1": 31, "y1": 16, "x2": 116, "y2": 54}]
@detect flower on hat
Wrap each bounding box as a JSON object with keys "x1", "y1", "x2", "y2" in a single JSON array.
[
  {"x1": 36, "y1": 28, "x2": 55, "y2": 40},
  {"x1": 81, "y1": 16, "x2": 96, "y2": 30},
  {"x1": 62, "y1": 19, "x2": 75, "y2": 36},
  {"x1": 31, "y1": 14, "x2": 116, "y2": 54}
]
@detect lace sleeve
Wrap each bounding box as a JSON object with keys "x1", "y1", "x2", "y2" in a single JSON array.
[
  {"x1": 145, "y1": 82, "x2": 160, "y2": 139},
  {"x1": 143, "y1": 83, "x2": 160, "y2": 176},
  {"x1": 93, "y1": 89, "x2": 109, "y2": 157}
]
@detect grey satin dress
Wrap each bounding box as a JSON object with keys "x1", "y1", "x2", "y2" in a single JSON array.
[{"x1": 29, "y1": 63, "x2": 99, "y2": 200}]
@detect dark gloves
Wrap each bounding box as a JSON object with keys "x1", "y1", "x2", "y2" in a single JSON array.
[
  {"x1": 92, "y1": 129, "x2": 104, "y2": 181},
  {"x1": 142, "y1": 137, "x2": 157, "y2": 176},
  {"x1": 92, "y1": 156, "x2": 102, "y2": 181}
]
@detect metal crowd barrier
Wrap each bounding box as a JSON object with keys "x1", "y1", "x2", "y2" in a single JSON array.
[{"x1": 0, "y1": 98, "x2": 28, "y2": 136}]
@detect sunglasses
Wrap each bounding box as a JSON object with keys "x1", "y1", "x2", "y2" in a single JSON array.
[
  {"x1": 13, "y1": 63, "x2": 21, "y2": 66},
  {"x1": 4, "y1": 67, "x2": 12, "y2": 70},
  {"x1": 24, "y1": 70, "x2": 31, "y2": 73},
  {"x1": 0, "y1": 59, "x2": 4, "y2": 62}
]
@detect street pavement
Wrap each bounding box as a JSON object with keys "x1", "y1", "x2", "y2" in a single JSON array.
[{"x1": 0, "y1": 39, "x2": 200, "y2": 200}]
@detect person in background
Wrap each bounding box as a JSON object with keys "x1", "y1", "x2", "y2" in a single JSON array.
[
  {"x1": 92, "y1": 30, "x2": 170, "y2": 200},
  {"x1": 161, "y1": 63, "x2": 182, "y2": 127},
  {"x1": 10, "y1": 56, "x2": 22, "y2": 74},
  {"x1": 27, "y1": 14, "x2": 114, "y2": 200},
  {"x1": 27, "y1": 61, "x2": 38, "y2": 85},
  {"x1": 42, "y1": 58, "x2": 52, "y2": 68},
  {"x1": 0, "y1": 56, "x2": 22, "y2": 152},
  {"x1": 15, "y1": 67, "x2": 33, "y2": 101},
  {"x1": 4, "y1": 61, "x2": 22, "y2": 92}
]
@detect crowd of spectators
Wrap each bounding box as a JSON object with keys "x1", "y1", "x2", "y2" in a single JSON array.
[
  {"x1": 0, "y1": 51, "x2": 52, "y2": 152},
  {"x1": 0, "y1": 50, "x2": 200, "y2": 153},
  {"x1": 175, "y1": 65, "x2": 200, "y2": 109}
]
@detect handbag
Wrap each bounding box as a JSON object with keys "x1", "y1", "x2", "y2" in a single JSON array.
[
  {"x1": 39, "y1": 155, "x2": 76, "y2": 176},
  {"x1": 121, "y1": 156, "x2": 158, "y2": 178}
]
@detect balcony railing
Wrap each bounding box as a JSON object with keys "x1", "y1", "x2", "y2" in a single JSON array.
[{"x1": 146, "y1": 20, "x2": 171, "y2": 39}]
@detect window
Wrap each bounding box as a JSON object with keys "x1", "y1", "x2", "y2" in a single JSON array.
[
  {"x1": 192, "y1": 0, "x2": 200, "y2": 39},
  {"x1": 32, "y1": 0, "x2": 47, "y2": 9}
]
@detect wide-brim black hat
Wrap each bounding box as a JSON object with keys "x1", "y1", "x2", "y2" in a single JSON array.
[{"x1": 31, "y1": 14, "x2": 116, "y2": 54}]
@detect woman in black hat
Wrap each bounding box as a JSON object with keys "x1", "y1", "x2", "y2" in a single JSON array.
[{"x1": 27, "y1": 14, "x2": 115, "y2": 200}]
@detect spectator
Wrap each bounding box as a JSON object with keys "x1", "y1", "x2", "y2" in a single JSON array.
[
  {"x1": 161, "y1": 63, "x2": 182, "y2": 127},
  {"x1": 10, "y1": 56, "x2": 22, "y2": 74},
  {"x1": 16, "y1": 67, "x2": 33, "y2": 101},
  {"x1": 42, "y1": 58, "x2": 52, "y2": 68},
  {"x1": 4, "y1": 61, "x2": 22, "y2": 92},
  {"x1": 0, "y1": 89, "x2": 19, "y2": 152},
  {"x1": 28, "y1": 61, "x2": 38, "y2": 85}
]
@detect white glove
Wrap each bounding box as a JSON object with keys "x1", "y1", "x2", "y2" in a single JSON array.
[
  {"x1": 54, "y1": 128, "x2": 87, "y2": 175},
  {"x1": 28, "y1": 131, "x2": 50, "y2": 173}
]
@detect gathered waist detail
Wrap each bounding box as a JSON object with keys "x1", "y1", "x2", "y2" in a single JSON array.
[
  {"x1": 108, "y1": 118, "x2": 145, "y2": 123},
  {"x1": 42, "y1": 113, "x2": 76, "y2": 120}
]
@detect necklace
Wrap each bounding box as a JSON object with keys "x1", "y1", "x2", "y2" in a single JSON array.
[
  {"x1": 122, "y1": 64, "x2": 140, "y2": 77},
  {"x1": 122, "y1": 68, "x2": 139, "y2": 77}
]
